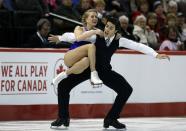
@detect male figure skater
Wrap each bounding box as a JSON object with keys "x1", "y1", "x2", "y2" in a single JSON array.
[{"x1": 51, "y1": 17, "x2": 170, "y2": 129}]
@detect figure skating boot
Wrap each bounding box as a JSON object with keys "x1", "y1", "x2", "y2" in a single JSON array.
[
  {"x1": 51, "y1": 71, "x2": 67, "y2": 93},
  {"x1": 90, "y1": 71, "x2": 103, "y2": 86}
]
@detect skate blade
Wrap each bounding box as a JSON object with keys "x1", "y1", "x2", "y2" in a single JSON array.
[
  {"x1": 102, "y1": 127, "x2": 126, "y2": 131},
  {"x1": 90, "y1": 82, "x2": 103, "y2": 88},
  {"x1": 50, "y1": 125, "x2": 68, "y2": 130}
]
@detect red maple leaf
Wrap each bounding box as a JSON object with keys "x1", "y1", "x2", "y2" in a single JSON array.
[{"x1": 56, "y1": 64, "x2": 66, "y2": 74}]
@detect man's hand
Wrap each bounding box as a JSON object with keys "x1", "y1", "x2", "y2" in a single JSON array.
[
  {"x1": 48, "y1": 34, "x2": 60, "y2": 44},
  {"x1": 156, "y1": 54, "x2": 170, "y2": 61}
]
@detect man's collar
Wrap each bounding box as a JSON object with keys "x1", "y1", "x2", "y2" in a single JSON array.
[
  {"x1": 105, "y1": 34, "x2": 115, "y2": 41},
  {"x1": 37, "y1": 32, "x2": 44, "y2": 43}
]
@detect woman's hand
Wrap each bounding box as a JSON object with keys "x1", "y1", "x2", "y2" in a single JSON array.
[
  {"x1": 156, "y1": 54, "x2": 170, "y2": 61},
  {"x1": 95, "y1": 29, "x2": 104, "y2": 37},
  {"x1": 48, "y1": 34, "x2": 60, "y2": 44}
]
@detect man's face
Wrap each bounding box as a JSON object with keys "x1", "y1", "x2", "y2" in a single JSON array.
[
  {"x1": 120, "y1": 19, "x2": 128, "y2": 30},
  {"x1": 40, "y1": 23, "x2": 50, "y2": 37},
  {"x1": 104, "y1": 21, "x2": 116, "y2": 38}
]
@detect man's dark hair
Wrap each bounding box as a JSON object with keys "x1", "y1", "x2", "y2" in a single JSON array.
[
  {"x1": 37, "y1": 18, "x2": 51, "y2": 30},
  {"x1": 106, "y1": 16, "x2": 120, "y2": 31}
]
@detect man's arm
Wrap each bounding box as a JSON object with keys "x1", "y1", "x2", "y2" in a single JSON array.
[
  {"x1": 119, "y1": 37, "x2": 170, "y2": 60},
  {"x1": 119, "y1": 37, "x2": 158, "y2": 57}
]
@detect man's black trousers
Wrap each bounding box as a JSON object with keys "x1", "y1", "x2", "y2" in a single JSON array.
[{"x1": 57, "y1": 68, "x2": 133, "y2": 119}]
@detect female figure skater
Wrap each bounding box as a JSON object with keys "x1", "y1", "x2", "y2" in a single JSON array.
[{"x1": 48, "y1": 9, "x2": 104, "y2": 88}]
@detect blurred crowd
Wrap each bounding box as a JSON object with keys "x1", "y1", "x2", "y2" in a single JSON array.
[{"x1": 0, "y1": 0, "x2": 186, "y2": 50}]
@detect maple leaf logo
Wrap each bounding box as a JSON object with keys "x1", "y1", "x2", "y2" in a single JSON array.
[{"x1": 56, "y1": 64, "x2": 66, "y2": 75}]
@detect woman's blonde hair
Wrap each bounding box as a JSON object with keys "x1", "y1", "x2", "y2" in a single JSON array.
[{"x1": 81, "y1": 9, "x2": 97, "y2": 25}]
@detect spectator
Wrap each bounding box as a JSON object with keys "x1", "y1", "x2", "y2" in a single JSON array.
[
  {"x1": 138, "y1": 0, "x2": 149, "y2": 17},
  {"x1": 131, "y1": 0, "x2": 149, "y2": 20},
  {"x1": 119, "y1": 15, "x2": 139, "y2": 42},
  {"x1": 167, "y1": 0, "x2": 178, "y2": 15},
  {"x1": 166, "y1": 13, "x2": 177, "y2": 27},
  {"x1": 161, "y1": 0, "x2": 169, "y2": 13},
  {"x1": 130, "y1": 0, "x2": 138, "y2": 12},
  {"x1": 146, "y1": 12, "x2": 159, "y2": 50},
  {"x1": 153, "y1": 1, "x2": 167, "y2": 43},
  {"x1": 177, "y1": 12, "x2": 186, "y2": 49},
  {"x1": 159, "y1": 26, "x2": 183, "y2": 51},
  {"x1": 93, "y1": 0, "x2": 106, "y2": 19},
  {"x1": 146, "y1": 12, "x2": 158, "y2": 32},
  {"x1": 25, "y1": 18, "x2": 52, "y2": 48},
  {"x1": 176, "y1": 0, "x2": 186, "y2": 17},
  {"x1": 130, "y1": 0, "x2": 152, "y2": 12},
  {"x1": 133, "y1": 15, "x2": 148, "y2": 45},
  {"x1": 93, "y1": 0, "x2": 109, "y2": 30}
]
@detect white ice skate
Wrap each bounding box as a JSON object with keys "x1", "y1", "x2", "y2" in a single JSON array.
[
  {"x1": 90, "y1": 71, "x2": 103, "y2": 87},
  {"x1": 51, "y1": 71, "x2": 68, "y2": 93}
]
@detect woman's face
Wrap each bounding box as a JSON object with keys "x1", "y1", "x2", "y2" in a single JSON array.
[
  {"x1": 148, "y1": 17, "x2": 157, "y2": 27},
  {"x1": 104, "y1": 21, "x2": 116, "y2": 38},
  {"x1": 177, "y1": 17, "x2": 185, "y2": 25},
  {"x1": 140, "y1": 3, "x2": 149, "y2": 13},
  {"x1": 137, "y1": 18, "x2": 146, "y2": 29},
  {"x1": 86, "y1": 12, "x2": 98, "y2": 27},
  {"x1": 168, "y1": 6, "x2": 177, "y2": 14},
  {"x1": 167, "y1": 19, "x2": 176, "y2": 27},
  {"x1": 168, "y1": 28, "x2": 177, "y2": 39},
  {"x1": 155, "y1": 5, "x2": 164, "y2": 15}
]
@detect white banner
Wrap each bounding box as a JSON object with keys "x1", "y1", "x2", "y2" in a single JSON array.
[
  {"x1": 0, "y1": 50, "x2": 186, "y2": 105},
  {"x1": 0, "y1": 51, "x2": 114, "y2": 105}
]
